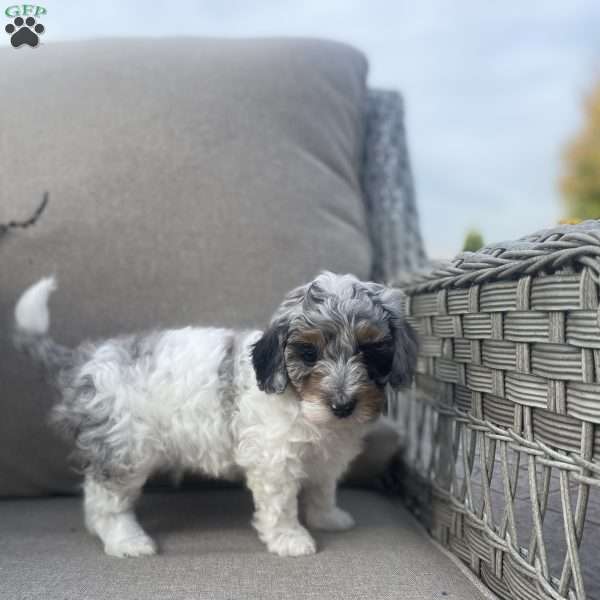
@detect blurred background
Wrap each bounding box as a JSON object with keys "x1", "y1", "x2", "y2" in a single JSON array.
[{"x1": 4, "y1": 0, "x2": 599, "y2": 259}]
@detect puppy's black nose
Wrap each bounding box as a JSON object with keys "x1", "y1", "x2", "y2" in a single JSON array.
[{"x1": 331, "y1": 397, "x2": 357, "y2": 418}]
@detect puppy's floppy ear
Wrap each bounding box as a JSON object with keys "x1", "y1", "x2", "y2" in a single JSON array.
[
  {"x1": 252, "y1": 322, "x2": 289, "y2": 394},
  {"x1": 388, "y1": 313, "x2": 418, "y2": 389},
  {"x1": 367, "y1": 284, "x2": 418, "y2": 389},
  {"x1": 252, "y1": 281, "x2": 311, "y2": 394}
]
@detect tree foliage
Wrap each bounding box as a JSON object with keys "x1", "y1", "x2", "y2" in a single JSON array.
[
  {"x1": 463, "y1": 229, "x2": 484, "y2": 252},
  {"x1": 561, "y1": 80, "x2": 600, "y2": 220}
]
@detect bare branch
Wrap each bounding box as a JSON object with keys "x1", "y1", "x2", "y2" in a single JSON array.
[{"x1": 0, "y1": 192, "x2": 49, "y2": 236}]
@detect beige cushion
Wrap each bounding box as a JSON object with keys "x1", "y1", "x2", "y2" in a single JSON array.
[
  {"x1": 0, "y1": 38, "x2": 372, "y2": 496},
  {"x1": 0, "y1": 489, "x2": 487, "y2": 599}
]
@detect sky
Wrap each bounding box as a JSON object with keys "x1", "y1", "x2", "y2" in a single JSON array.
[{"x1": 3, "y1": 1, "x2": 600, "y2": 258}]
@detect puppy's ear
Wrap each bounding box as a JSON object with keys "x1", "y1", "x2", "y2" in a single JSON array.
[
  {"x1": 367, "y1": 285, "x2": 418, "y2": 389},
  {"x1": 388, "y1": 314, "x2": 418, "y2": 389},
  {"x1": 252, "y1": 323, "x2": 289, "y2": 394},
  {"x1": 252, "y1": 280, "x2": 312, "y2": 394}
]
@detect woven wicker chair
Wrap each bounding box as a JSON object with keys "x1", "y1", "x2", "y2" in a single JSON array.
[{"x1": 399, "y1": 222, "x2": 600, "y2": 600}]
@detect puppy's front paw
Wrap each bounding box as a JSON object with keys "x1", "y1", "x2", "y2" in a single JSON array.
[
  {"x1": 267, "y1": 527, "x2": 317, "y2": 557},
  {"x1": 305, "y1": 507, "x2": 355, "y2": 531},
  {"x1": 104, "y1": 534, "x2": 157, "y2": 558}
]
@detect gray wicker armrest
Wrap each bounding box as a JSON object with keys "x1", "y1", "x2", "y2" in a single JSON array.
[{"x1": 399, "y1": 220, "x2": 600, "y2": 600}]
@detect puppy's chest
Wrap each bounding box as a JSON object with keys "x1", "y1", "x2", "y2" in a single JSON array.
[{"x1": 301, "y1": 429, "x2": 363, "y2": 474}]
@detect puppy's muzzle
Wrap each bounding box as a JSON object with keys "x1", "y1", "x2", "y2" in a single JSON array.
[{"x1": 330, "y1": 395, "x2": 357, "y2": 419}]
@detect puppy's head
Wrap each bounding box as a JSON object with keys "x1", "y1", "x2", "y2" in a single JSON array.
[{"x1": 252, "y1": 272, "x2": 418, "y2": 426}]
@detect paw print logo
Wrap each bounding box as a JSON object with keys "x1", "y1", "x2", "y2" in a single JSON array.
[{"x1": 5, "y1": 16, "x2": 44, "y2": 48}]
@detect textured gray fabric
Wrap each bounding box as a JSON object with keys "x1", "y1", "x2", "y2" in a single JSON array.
[
  {"x1": 362, "y1": 90, "x2": 429, "y2": 283},
  {"x1": 0, "y1": 38, "x2": 372, "y2": 496},
  {"x1": 0, "y1": 489, "x2": 486, "y2": 600}
]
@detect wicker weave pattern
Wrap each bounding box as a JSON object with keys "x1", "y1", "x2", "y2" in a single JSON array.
[
  {"x1": 401, "y1": 221, "x2": 600, "y2": 600},
  {"x1": 405, "y1": 220, "x2": 600, "y2": 294}
]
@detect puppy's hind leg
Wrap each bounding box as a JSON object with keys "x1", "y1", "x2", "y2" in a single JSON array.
[{"x1": 84, "y1": 476, "x2": 156, "y2": 558}]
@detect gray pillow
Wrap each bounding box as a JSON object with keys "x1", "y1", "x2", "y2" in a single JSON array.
[{"x1": 0, "y1": 38, "x2": 372, "y2": 496}]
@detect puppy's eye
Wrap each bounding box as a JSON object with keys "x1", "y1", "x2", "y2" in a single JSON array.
[
  {"x1": 294, "y1": 343, "x2": 319, "y2": 365},
  {"x1": 359, "y1": 341, "x2": 393, "y2": 380}
]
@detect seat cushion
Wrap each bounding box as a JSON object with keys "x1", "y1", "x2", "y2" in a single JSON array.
[
  {"x1": 0, "y1": 489, "x2": 487, "y2": 600},
  {"x1": 0, "y1": 38, "x2": 372, "y2": 496}
]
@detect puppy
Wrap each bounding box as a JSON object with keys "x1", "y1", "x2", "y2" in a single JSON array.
[{"x1": 14, "y1": 272, "x2": 417, "y2": 558}]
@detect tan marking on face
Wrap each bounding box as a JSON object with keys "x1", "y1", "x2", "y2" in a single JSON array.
[
  {"x1": 289, "y1": 329, "x2": 325, "y2": 348},
  {"x1": 299, "y1": 372, "x2": 384, "y2": 425},
  {"x1": 299, "y1": 370, "x2": 326, "y2": 399},
  {"x1": 296, "y1": 370, "x2": 335, "y2": 424},
  {"x1": 355, "y1": 322, "x2": 387, "y2": 345},
  {"x1": 353, "y1": 383, "x2": 385, "y2": 422}
]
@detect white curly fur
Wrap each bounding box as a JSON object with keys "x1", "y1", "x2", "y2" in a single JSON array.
[
  {"x1": 82, "y1": 328, "x2": 363, "y2": 557},
  {"x1": 11, "y1": 274, "x2": 416, "y2": 559}
]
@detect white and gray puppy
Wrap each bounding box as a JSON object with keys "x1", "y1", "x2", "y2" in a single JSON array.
[{"x1": 14, "y1": 272, "x2": 417, "y2": 558}]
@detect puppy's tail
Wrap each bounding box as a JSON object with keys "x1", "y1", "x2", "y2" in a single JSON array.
[{"x1": 14, "y1": 276, "x2": 73, "y2": 372}]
